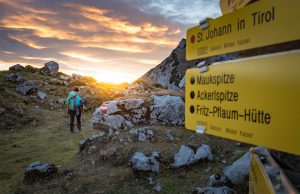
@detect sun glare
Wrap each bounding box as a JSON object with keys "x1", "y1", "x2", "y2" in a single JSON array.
[{"x1": 91, "y1": 72, "x2": 134, "y2": 84}]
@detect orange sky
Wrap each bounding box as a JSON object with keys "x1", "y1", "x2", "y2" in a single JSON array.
[{"x1": 0, "y1": 0, "x2": 221, "y2": 83}]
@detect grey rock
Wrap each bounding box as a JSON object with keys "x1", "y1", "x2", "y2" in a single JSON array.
[
  {"x1": 179, "y1": 76, "x2": 185, "y2": 88},
  {"x1": 56, "y1": 98, "x2": 65, "y2": 105},
  {"x1": 59, "y1": 75, "x2": 71, "y2": 81},
  {"x1": 42, "y1": 61, "x2": 59, "y2": 76},
  {"x1": 37, "y1": 91, "x2": 47, "y2": 100},
  {"x1": 172, "y1": 144, "x2": 213, "y2": 168},
  {"x1": 151, "y1": 95, "x2": 185, "y2": 125},
  {"x1": 130, "y1": 151, "x2": 160, "y2": 173},
  {"x1": 136, "y1": 127, "x2": 153, "y2": 141},
  {"x1": 16, "y1": 80, "x2": 36, "y2": 95},
  {"x1": 147, "y1": 176, "x2": 154, "y2": 185},
  {"x1": 108, "y1": 115, "x2": 125, "y2": 129},
  {"x1": 16, "y1": 75, "x2": 26, "y2": 83},
  {"x1": 224, "y1": 151, "x2": 251, "y2": 185},
  {"x1": 24, "y1": 161, "x2": 57, "y2": 184},
  {"x1": 193, "y1": 186, "x2": 235, "y2": 194},
  {"x1": 123, "y1": 120, "x2": 133, "y2": 130},
  {"x1": 107, "y1": 101, "x2": 120, "y2": 114},
  {"x1": 79, "y1": 134, "x2": 102, "y2": 152},
  {"x1": 9, "y1": 64, "x2": 24, "y2": 71},
  {"x1": 123, "y1": 99, "x2": 144, "y2": 110},
  {"x1": 190, "y1": 144, "x2": 213, "y2": 164},
  {"x1": 6, "y1": 73, "x2": 16, "y2": 81},
  {"x1": 72, "y1": 73, "x2": 82, "y2": 79},
  {"x1": 221, "y1": 160, "x2": 227, "y2": 164},
  {"x1": 167, "y1": 129, "x2": 175, "y2": 141},
  {"x1": 171, "y1": 145, "x2": 194, "y2": 168},
  {"x1": 0, "y1": 107, "x2": 5, "y2": 114},
  {"x1": 154, "y1": 184, "x2": 162, "y2": 192},
  {"x1": 209, "y1": 174, "x2": 222, "y2": 187}
]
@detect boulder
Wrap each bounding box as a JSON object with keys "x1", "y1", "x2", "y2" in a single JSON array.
[
  {"x1": 172, "y1": 144, "x2": 213, "y2": 168},
  {"x1": 130, "y1": 151, "x2": 160, "y2": 173},
  {"x1": 224, "y1": 151, "x2": 251, "y2": 185},
  {"x1": 171, "y1": 145, "x2": 195, "y2": 168},
  {"x1": 37, "y1": 91, "x2": 47, "y2": 100},
  {"x1": 9, "y1": 64, "x2": 24, "y2": 71},
  {"x1": 40, "y1": 61, "x2": 59, "y2": 76},
  {"x1": 190, "y1": 144, "x2": 213, "y2": 164},
  {"x1": 151, "y1": 95, "x2": 184, "y2": 125},
  {"x1": 6, "y1": 73, "x2": 25, "y2": 83},
  {"x1": 193, "y1": 186, "x2": 235, "y2": 194},
  {"x1": 24, "y1": 161, "x2": 57, "y2": 184},
  {"x1": 92, "y1": 96, "x2": 185, "y2": 131},
  {"x1": 16, "y1": 80, "x2": 36, "y2": 95}
]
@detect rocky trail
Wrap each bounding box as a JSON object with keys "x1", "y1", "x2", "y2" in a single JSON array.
[
  {"x1": 0, "y1": 41, "x2": 258, "y2": 194},
  {"x1": 0, "y1": 110, "x2": 250, "y2": 194}
]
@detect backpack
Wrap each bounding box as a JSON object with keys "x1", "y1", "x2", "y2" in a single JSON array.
[{"x1": 66, "y1": 95, "x2": 82, "y2": 111}]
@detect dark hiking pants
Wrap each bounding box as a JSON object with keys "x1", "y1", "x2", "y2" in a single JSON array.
[{"x1": 69, "y1": 110, "x2": 81, "y2": 132}]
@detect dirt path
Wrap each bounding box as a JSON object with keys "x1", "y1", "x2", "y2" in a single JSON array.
[{"x1": 0, "y1": 110, "x2": 95, "y2": 193}]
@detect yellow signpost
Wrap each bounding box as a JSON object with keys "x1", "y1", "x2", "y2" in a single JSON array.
[
  {"x1": 249, "y1": 153, "x2": 274, "y2": 194},
  {"x1": 185, "y1": 51, "x2": 300, "y2": 155},
  {"x1": 186, "y1": 0, "x2": 300, "y2": 60}
]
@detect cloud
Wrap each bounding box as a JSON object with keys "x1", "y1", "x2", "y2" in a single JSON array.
[
  {"x1": 136, "y1": 0, "x2": 222, "y2": 25},
  {"x1": 60, "y1": 51, "x2": 106, "y2": 63},
  {"x1": 0, "y1": 0, "x2": 221, "y2": 83},
  {"x1": 8, "y1": 35, "x2": 46, "y2": 49}
]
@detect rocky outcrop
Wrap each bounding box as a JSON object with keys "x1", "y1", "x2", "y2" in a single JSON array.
[
  {"x1": 141, "y1": 39, "x2": 237, "y2": 90},
  {"x1": 9, "y1": 64, "x2": 24, "y2": 71},
  {"x1": 6, "y1": 73, "x2": 26, "y2": 83},
  {"x1": 141, "y1": 39, "x2": 199, "y2": 90},
  {"x1": 16, "y1": 80, "x2": 36, "y2": 95},
  {"x1": 24, "y1": 161, "x2": 57, "y2": 184},
  {"x1": 40, "y1": 61, "x2": 59, "y2": 76},
  {"x1": 130, "y1": 151, "x2": 160, "y2": 173},
  {"x1": 91, "y1": 95, "x2": 185, "y2": 131}
]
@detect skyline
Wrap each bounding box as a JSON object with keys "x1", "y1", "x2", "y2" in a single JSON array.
[{"x1": 0, "y1": 0, "x2": 221, "y2": 83}]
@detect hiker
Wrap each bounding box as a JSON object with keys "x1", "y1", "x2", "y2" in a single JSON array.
[{"x1": 65, "y1": 87, "x2": 83, "y2": 133}]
